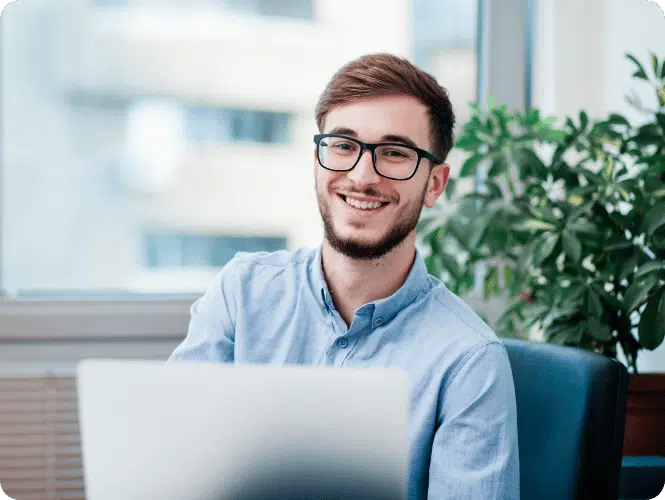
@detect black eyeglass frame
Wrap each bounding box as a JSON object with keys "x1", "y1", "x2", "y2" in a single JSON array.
[{"x1": 313, "y1": 133, "x2": 443, "y2": 181}]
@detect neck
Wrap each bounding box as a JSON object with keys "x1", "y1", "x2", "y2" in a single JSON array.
[{"x1": 321, "y1": 233, "x2": 417, "y2": 327}]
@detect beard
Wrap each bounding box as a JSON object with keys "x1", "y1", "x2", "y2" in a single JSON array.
[{"x1": 316, "y1": 175, "x2": 427, "y2": 261}]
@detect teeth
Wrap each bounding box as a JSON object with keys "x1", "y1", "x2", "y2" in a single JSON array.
[{"x1": 345, "y1": 197, "x2": 383, "y2": 210}]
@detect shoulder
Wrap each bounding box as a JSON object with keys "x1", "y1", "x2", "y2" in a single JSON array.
[
  {"x1": 416, "y1": 279, "x2": 510, "y2": 375},
  {"x1": 422, "y1": 278, "x2": 500, "y2": 345},
  {"x1": 414, "y1": 283, "x2": 515, "y2": 402},
  {"x1": 230, "y1": 247, "x2": 314, "y2": 271},
  {"x1": 224, "y1": 247, "x2": 316, "y2": 286}
]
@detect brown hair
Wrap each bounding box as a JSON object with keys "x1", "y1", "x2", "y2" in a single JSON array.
[{"x1": 315, "y1": 53, "x2": 455, "y2": 162}]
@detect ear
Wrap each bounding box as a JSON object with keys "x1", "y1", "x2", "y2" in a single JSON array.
[{"x1": 423, "y1": 163, "x2": 450, "y2": 208}]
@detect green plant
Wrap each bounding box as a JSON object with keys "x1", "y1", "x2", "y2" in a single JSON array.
[{"x1": 418, "y1": 53, "x2": 665, "y2": 373}]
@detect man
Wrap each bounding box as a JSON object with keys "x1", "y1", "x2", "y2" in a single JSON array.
[{"x1": 168, "y1": 53, "x2": 520, "y2": 499}]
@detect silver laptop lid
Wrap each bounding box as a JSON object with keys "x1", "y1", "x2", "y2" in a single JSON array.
[{"x1": 77, "y1": 360, "x2": 409, "y2": 500}]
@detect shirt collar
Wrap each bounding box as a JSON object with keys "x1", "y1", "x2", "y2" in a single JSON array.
[{"x1": 312, "y1": 246, "x2": 431, "y2": 324}]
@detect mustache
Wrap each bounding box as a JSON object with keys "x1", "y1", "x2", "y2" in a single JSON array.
[{"x1": 330, "y1": 184, "x2": 397, "y2": 202}]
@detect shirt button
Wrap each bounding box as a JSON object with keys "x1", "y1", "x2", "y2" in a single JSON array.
[
  {"x1": 374, "y1": 317, "x2": 384, "y2": 327},
  {"x1": 337, "y1": 338, "x2": 348, "y2": 348}
]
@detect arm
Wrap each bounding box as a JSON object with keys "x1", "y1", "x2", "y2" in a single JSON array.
[
  {"x1": 167, "y1": 259, "x2": 238, "y2": 363},
  {"x1": 428, "y1": 341, "x2": 520, "y2": 500}
]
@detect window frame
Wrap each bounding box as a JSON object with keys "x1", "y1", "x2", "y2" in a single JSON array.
[{"x1": 0, "y1": 297, "x2": 193, "y2": 341}]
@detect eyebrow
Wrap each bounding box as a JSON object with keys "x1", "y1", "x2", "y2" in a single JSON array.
[{"x1": 327, "y1": 127, "x2": 420, "y2": 150}]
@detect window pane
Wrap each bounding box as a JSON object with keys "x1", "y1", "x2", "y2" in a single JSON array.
[
  {"x1": 1, "y1": 0, "x2": 478, "y2": 296},
  {"x1": 143, "y1": 233, "x2": 287, "y2": 268}
]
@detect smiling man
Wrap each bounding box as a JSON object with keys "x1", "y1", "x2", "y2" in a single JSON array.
[{"x1": 169, "y1": 54, "x2": 520, "y2": 499}]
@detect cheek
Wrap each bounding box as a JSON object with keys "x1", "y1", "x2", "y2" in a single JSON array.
[{"x1": 317, "y1": 170, "x2": 345, "y2": 192}]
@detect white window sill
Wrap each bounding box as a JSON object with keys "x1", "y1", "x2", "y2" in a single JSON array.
[{"x1": 0, "y1": 297, "x2": 193, "y2": 341}]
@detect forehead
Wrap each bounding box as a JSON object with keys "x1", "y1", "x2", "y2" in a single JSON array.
[{"x1": 323, "y1": 95, "x2": 431, "y2": 148}]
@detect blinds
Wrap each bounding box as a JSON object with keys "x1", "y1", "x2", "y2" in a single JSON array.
[{"x1": 0, "y1": 373, "x2": 85, "y2": 500}]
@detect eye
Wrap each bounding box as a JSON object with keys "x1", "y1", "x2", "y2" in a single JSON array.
[
  {"x1": 333, "y1": 142, "x2": 355, "y2": 151},
  {"x1": 385, "y1": 149, "x2": 409, "y2": 158}
]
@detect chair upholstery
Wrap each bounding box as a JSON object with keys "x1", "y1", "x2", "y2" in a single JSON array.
[{"x1": 502, "y1": 339, "x2": 628, "y2": 500}]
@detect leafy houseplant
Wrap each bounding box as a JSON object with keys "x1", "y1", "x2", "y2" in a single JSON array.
[{"x1": 418, "y1": 53, "x2": 665, "y2": 375}]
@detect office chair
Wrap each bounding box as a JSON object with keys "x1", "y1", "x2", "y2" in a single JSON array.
[{"x1": 502, "y1": 339, "x2": 628, "y2": 500}]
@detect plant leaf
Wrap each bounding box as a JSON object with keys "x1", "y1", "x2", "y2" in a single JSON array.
[
  {"x1": 460, "y1": 154, "x2": 485, "y2": 178},
  {"x1": 561, "y1": 283, "x2": 586, "y2": 307},
  {"x1": 652, "y1": 53, "x2": 660, "y2": 77},
  {"x1": 587, "y1": 289, "x2": 603, "y2": 317},
  {"x1": 518, "y1": 240, "x2": 537, "y2": 275},
  {"x1": 445, "y1": 177, "x2": 457, "y2": 199},
  {"x1": 661, "y1": 59, "x2": 665, "y2": 80},
  {"x1": 602, "y1": 156, "x2": 615, "y2": 181},
  {"x1": 605, "y1": 240, "x2": 633, "y2": 252},
  {"x1": 657, "y1": 113, "x2": 665, "y2": 132},
  {"x1": 488, "y1": 154, "x2": 509, "y2": 177},
  {"x1": 425, "y1": 254, "x2": 443, "y2": 279},
  {"x1": 623, "y1": 274, "x2": 660, "y2": 313},
  {"x1": 580, "y1": 111, "x2": 589, "y2": 131},
  {"x1": 638, "y1": 287, "x2": 665, "y2": 350},
  {"x1": 634, "y1": 261, "x2": 665, "y2": 279},
  {"x1": 503, "y1": 264, "x2": 514, "y2": 287},
  {"x1": 618, "y1": 250, "x2": 640, "y2": 281},
  {"x1": 484, "y1": 180, "x2": 503, "y2": 199},
  {"x1": 534, "y1": 234, "x2": 560, "y2": 265},
  {"x1": 562, "y1": 230, "x2": 582, "y2": 263},
  {"x1": 484, "y1": 265, "x2": 500, "y2": 300},
  {"x1": 456, "y1": 135, "x2": 483, "y2": 150},
  {"x1": 439, "y1": 252, "x2": 462, "y2": 280},
  {"x1": 608, "y1": 114, "x2": 630, "y2": 127},
  {"x1": 659, "y1": 87, "x2": 665, "y2": 108},
  {"x1": 627, "y1": 53, "x2": 649, "y2": 80},
  {"x1": 513, "y1": 219, "x2": 558, "y2": 232},
  {"x1": 644, "y1": 201, "x2": 665, "y2": 235},
  {"x1": 587, "y1": 317, "x2": 613, "y2": 341},
  {"x1": 515, "y1": 149, "x2": 547, "y2": 177},
  {"x1": 540, "y1": 128, "x2": 568, "y2": 142},
  {"x1": 548, "y1": 324, "x2": 582, "y2": 345},
  {"x1": 568, "y1": 200, "x2": 595, "y2": 223},
  {"x1": 568, "y1": 220, "x2": 599, "y2": 236}
]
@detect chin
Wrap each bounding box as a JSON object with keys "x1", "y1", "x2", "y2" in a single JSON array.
[
  {"x1": 325, "y1": 224, "x2": 405, "y2": 261},
  {"x1": 334, "y1": 226, "x2": 383, "y2": 245}
]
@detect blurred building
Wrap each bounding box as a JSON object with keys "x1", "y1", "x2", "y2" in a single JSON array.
[{"x1": 1, "y1": 0, "x2": 477, "y2": 294}]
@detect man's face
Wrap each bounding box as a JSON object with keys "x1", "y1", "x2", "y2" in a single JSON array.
[{"x1": 315, "y1": 94, "x2": 449, "y2": 260}]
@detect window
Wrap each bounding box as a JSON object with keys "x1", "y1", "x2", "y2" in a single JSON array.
[
  {"x1": 143, "y1": 234, "x2": 288, "y2": 268},
  {"x1": 0, "y1": 0, "x2": 490, "y2": 298},
  {"x1": 227, "y1": 0, "x2": 314, "y2": 20},
  {"x1": 412, "y1": 0, "x2": 479, "y2": 126},
  {"x1": 95, "y1": 0, "x2": 314, "y2": 21},
  {"x1": 185, "y1": 107, "x2": 291, "y2": 144}
]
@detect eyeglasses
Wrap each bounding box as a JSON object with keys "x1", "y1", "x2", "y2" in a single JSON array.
[{"x1": 313, "y1": 134, "x2": 442, "y2": 181}]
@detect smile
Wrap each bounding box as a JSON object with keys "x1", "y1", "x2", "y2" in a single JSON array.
[{"x1": 339, "y1": 194, "x2": 390, "y2": 211}]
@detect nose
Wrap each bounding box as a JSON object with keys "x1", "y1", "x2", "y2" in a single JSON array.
[{"x1": 346, "y1": 148, "x2": 381, "y2": 185}]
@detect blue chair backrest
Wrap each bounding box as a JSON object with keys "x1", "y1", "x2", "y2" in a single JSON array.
[{"x1": 502, "y1": 339, "x2": 628, "y2": 500}]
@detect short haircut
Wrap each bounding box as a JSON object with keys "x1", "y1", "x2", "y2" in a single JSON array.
[{"x1": 315, "y1": 53, "x2": 456, "y2": 162}]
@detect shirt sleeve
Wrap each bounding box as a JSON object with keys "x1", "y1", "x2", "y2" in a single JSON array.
[
  {"x1": 166, "y1": 258, "x2": 238, "y2": 363},
  {"x1": 427, "y1": 341, "x2": 520, "y2": 500}
]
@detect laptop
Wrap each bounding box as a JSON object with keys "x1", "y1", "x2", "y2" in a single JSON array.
[{"x1": 77, "y1": 359, "x2": 409, "y2": 500}]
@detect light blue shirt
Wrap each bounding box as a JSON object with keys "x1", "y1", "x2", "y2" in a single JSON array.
[{"x1": 168, "y1": 247, "x2": 520, "y2": 499}]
